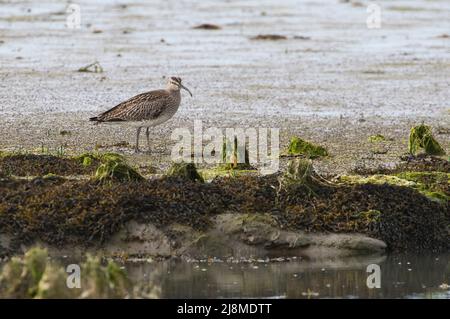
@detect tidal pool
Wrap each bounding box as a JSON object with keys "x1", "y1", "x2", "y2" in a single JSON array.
[{"x1": 125, "y1": 253, "x2": 450, "y2": 299}]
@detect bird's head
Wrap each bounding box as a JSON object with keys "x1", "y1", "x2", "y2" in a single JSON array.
[{"x1": 167, "y1": 76, "x2": 192, "y2": 97}]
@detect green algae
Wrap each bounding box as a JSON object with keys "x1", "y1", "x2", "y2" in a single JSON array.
[
  {"x1": 395, "y1": 171, "x2": 449, "y2": 202},
  {"x1": 396, "y1": 171, "x2": 449, "y2": 184},
  {"x1": 79, "y1": 154, "x2": 94, "y2": 167},
  {"x1": 339, "y1": 172, "x2": 449, "y2": 203},
  {"x1": 167, "y1": 162, "x2": 204, "y2": 182},
  {"x1": 278, "y1": 159, "x2": 334, "y2": 198},
  {"x1": 75, "y1": 152, "x2": 124, "y2": 167},
  {"x1": 94, "y1": 160, "x2": 143, "y2": 183},
  {"x1": 368, "y1": 134, "x2": 387, "y2": 143},
  {"x1": 287, "y1": 137, "x2": 328, "y2": 158},
  {"x1": 76, "y1": 152, "x2": 142, "y2": 183},
  {"x1": 283, "y1": 158, "x2": 315, "y2": 184},
  {"x1": 408, "y1": 124, "x2": 446, "y2": 156},
  {"x1": 338, "y1": 174, "x2": 416, "y2": 187},
  {"x1": 0, "y1": 247, "x2": 132, "y2": 298},
  {"x1": 77, "y1": 61, "x2": 103, "y2": 73}
]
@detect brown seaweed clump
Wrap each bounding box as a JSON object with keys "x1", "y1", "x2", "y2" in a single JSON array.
[
  {"x1": 0, "y1": 153, "x2": 96, "y2": 176},
  {"x1": 251, "y1": 34, "x2": 287, "y2": 40},
  {"x1": 192, "y1": 24, "x2": 221, "y2": 30},
  {"x1": 0, "y1": 169, "x2": 448, "y2": 252}
]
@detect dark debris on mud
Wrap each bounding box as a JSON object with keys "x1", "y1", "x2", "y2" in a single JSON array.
[{"x1": 0, "y1": 154, "x2": 97, "y2": 176}]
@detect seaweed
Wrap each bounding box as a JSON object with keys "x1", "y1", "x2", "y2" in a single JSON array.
[
  {"x1": 0, "y1": 153, "x2": 96, "y2": 176},
  {"x1": 77, "y1": 61, "x2": 103, "y2": 73},
  {"x1": 368, "y1": 134, "x2": 387, "y2": 143},
  {"x1": 166, "y1": 162, "x2": 204, "y2": 182},
  {"x1": 338, "y1": 172, "x2": 449, "y2": 204},
  {"x1": 192, "y1": 24, "x2": 221, "y2": 30},
  {"x1": 0, "y1": 173, "x2": 448, "y2": 252},
  {"x1": 94, "y1": 160, "x2": 143, "y2": 183},
  {"x1": 408, "y1": 124, "x2": 446, "y2": 156},
  {"x1": 251, "y1": 34, "x2": 287, "y2": 40},
  {"x1": 0, "y1": 248, "x2": 132, "y2": 298},
  {"x1": 287, "y1": 137, "x2": 328, "y2": 158},
  {"x1": 0, "y1": 154, "x2": 448, "y2": 252}
]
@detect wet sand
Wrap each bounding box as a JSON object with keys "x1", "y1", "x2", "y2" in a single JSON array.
[{"x1": 0, "y1": 0, "x2": 449, "y2": 174}]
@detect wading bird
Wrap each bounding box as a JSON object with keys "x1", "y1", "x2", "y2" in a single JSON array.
[{"x1": 90, "y1": 77, "x2": 192, "y2": 152}]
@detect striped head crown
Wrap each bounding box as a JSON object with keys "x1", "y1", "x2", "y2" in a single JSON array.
[{"x1": 167, "y1": 76, "x2": 192, "y2": 96}]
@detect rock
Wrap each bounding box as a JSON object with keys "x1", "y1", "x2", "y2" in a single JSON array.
[
  {"x1": 309, "y1": 233, "x2": 387, "y2": 252},
  {"x1": 104, "y1": 221, "x2": 171, "y2": 257},
  {"x1": 204, "y1": 213, "x2": 386, "y2": 259},
  {"x1": 1, "y1": 215, "x2": 387, "y2": 260}
]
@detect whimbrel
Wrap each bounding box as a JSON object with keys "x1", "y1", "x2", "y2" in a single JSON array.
[{"x1": 90, "y1": 77, "x2": 192, "y2": 152}]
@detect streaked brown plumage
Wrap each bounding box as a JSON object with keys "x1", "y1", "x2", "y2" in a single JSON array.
[{"x1": 90, "y1": 77, "x2": 192, "y2": 152}]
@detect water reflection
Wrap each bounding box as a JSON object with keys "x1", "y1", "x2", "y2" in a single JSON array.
[{"x1": 125, "y1": 254, "x2": 450, "y2": 299}]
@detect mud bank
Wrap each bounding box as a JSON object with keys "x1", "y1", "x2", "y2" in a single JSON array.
[{"x1": 0, "y1": 153, "x2": 448, "y2": 258}]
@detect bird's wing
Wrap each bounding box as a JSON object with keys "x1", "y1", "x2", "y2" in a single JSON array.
[{"x1": 95, "y1": 90, "x2": 169, "y2": 122}]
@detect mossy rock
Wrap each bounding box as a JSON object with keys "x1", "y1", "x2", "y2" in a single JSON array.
[
  {"x1": 287, "y1": 137, "x2": 328, "y2": 158},
  {"x1": 408, "y1": 124, "x2": 446, "y2": 156},
  {"x1": 75, "y1": 152, "x2": 124, "y2": 167},
  {"x1": 94, "y1": 160, "x2": 143, "y2": 183},
  {"x1": 167, "y1": 162, "x2": 204, "y2": 182}
]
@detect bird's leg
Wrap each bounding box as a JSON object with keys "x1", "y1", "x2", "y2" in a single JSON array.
[
  {"x1": 145, "y1": 127, "x2": 151, "y2": 153},
  {"x1": 135, "y1": 126, "x2": 142, "y2": 153}
]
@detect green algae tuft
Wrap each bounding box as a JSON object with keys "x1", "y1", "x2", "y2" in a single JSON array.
[
  {"x1": 0, "y1": 247, "x2": 133, "y2": 298},
  {"x1": 94, "y1": 160, "x2": 143, "y2": 183},
  {"x1": 287, "y1": 137, "x2": 328, "y2": 158},
  {"x1": 408, "y1": 124, "x2": 446, "y2": 156},
  {"x1": 368, "y1": 134, "x2": 387, "y2": 143}
]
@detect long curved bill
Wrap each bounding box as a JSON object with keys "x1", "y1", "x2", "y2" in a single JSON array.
[{"x1": 180, "y1": 84, "x2": 193, "y2": 97}]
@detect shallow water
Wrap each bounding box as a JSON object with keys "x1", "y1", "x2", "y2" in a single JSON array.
[{"x1": 126, "y1": 253, "x2": 450, "y2": 299}]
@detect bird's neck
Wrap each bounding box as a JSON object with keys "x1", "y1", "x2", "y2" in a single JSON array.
[{"x1": 166, "y1": 88, "x2": 181, "y2": 96}]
